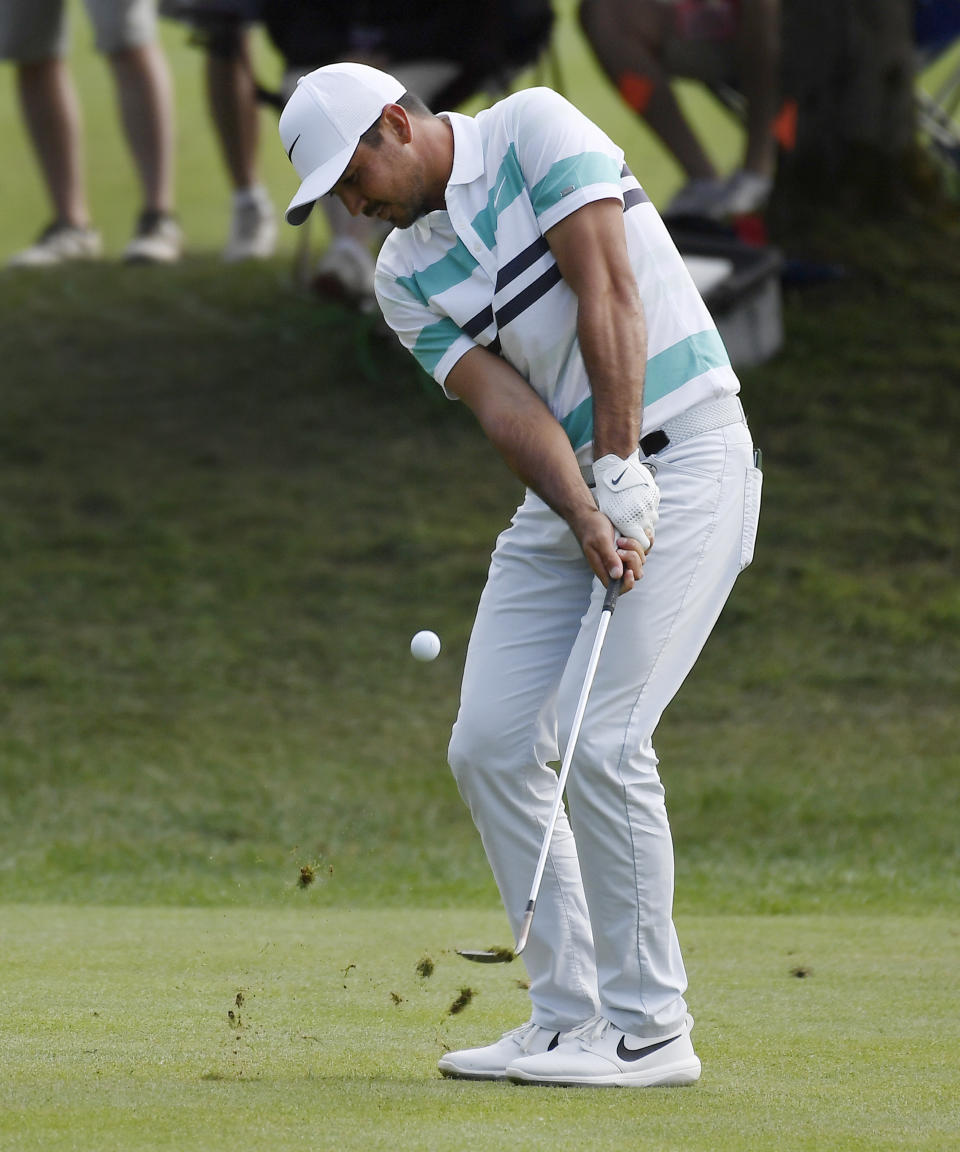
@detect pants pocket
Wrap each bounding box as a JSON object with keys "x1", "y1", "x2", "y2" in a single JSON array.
[{"x1": 740, "y1": 465, "x2": 762, "y2": 571}]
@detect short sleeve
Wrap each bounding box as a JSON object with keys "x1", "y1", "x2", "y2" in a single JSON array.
[
  {"x1": 375, "y1": 255, "x2": 476, "y2": 393},
  {"x1": 509, "y1": 88, "x2": 626, "y2": 234}
]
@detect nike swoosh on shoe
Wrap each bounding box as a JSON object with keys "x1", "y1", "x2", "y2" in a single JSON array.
[{"x1": 615, "y1": 1034, "x2": 679, "y2": 1062}]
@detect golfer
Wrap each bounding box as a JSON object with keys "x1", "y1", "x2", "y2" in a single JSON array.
[{"x1": 279, "y1": 63, "x2": 761, "y2": 1087}]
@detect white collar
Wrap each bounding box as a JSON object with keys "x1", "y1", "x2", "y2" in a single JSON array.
[{"x1": 411, "y1": 112, "x2": 483, "y2": 241}]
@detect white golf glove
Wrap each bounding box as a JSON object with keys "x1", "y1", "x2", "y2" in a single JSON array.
[{"x1": 592, "y1": 450, "x2": 660, "y2": 551}]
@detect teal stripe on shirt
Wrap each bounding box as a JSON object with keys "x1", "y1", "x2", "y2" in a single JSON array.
[
  {"x1": 412, "y1": 316, "x2": 465, "y2": 376},
  {"x1": 644, "y1": 330, "x2": 730, "y2": 403},
  {"x1": 397, "y1": 236, "x2": 480, "y2": 305},
  {"x1": 472, "y1": 144, "x2": 526, "y2": 250},
  {"x1": 531, "y1": 152, "x2": 623, "y2": 217},
  {"x1": 558, "y1": 330, "x2": 730, "y2": 450},
  {"x1": 560, "y1": 396, "x2": 594, "y2": 451}
]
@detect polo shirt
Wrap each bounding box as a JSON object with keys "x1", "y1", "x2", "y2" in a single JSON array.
[{"x1": 374, "y1": 86, "x2": 739, "y2": 462}]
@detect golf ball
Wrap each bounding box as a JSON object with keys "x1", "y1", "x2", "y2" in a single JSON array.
[{"x1": 410, "y1": 630, "x2": 441, "y2": 662}]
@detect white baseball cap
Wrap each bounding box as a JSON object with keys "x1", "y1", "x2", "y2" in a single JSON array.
[{"x1": 279, "y1": 63, "x2": 406, "y2": 226}]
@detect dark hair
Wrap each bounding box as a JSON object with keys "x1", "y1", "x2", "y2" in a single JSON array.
[{"x1": 359, "y1": 91, "x2": 432, "y2": 148}]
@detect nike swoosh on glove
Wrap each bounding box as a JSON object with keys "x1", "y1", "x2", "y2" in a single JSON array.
[{"x1": 592, "y1": 450, "x2": 660, "y2": 551}]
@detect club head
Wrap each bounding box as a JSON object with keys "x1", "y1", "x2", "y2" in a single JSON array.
[{"x1": 455, "y1": 947, "x2": 515, "y2": 964}]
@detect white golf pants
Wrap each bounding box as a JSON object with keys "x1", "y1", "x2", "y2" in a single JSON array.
[{"x1": 448, "y1": 416, "x2": 761, "y2": 1038}]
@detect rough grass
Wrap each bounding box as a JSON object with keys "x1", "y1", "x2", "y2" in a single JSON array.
[{"x1": 1, "y1": 209, "x2": 958, "y2": 912}]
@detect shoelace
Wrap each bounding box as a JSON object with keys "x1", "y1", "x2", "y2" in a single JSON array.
[
  {"x1": 562, "y1": 1015, "x2": 613, "y2": 1048},
  {"x1": 499, "y1": 1021, "x2": 552, "y2": 1053},
  {"x1": 502, "y1": 1021, "x2": 541, "y2": 1053}
]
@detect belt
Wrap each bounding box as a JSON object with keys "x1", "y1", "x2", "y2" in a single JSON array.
[{"x1": 581, "y1": 395, "x2": 745, "y2": 486}]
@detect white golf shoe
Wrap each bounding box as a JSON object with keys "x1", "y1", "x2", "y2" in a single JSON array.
[
  {"x1": 311, "y1": 235, "x2": 377, "y2": 313},
  {"x1": 506, "y1": 1014, "x2": 701, "y2": 1087},
  {"x1": 222, "y1": 186, "x2": 276, "y2": 262},
  {"x1": 438, "y1": 1020, "x2": 563, "y2": 1081},
  {"x1": 7, "y1": 222, "x2": 102, "y2": 267},
  {"x1": 663, "y1": 177, "x2": 728, "y2": 219},
  {"x1": 123, "y1": 211, "x2": 183, "y2": 264}
]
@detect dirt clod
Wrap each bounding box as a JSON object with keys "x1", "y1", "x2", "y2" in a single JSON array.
[{"x1": 448, "y1": 987, "x2": 475, "y2": 1015}]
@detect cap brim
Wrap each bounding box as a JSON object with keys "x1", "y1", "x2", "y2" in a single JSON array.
[{"x1": 284, "y1": 139, "x2": 358, "y2": 225}]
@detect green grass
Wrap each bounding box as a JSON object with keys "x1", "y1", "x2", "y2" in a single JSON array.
[
  {"x1": 2, "y1": 907, "x2": 958, "y2": 1152},
  {"x1": 1, "y1": 4, "x2": 960, "y2": 1148},
  {"x1": 1, "y1": 225, "x2": 957, "y2": 913}
]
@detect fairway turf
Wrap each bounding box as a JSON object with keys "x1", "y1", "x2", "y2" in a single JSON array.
[{"x1": 1, "y1": 906, "x2": 958, "y2": 1152}]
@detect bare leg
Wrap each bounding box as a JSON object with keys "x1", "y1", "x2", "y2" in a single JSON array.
[
  {"x1": 107, "y1": 41, "x2": 175, "y2": 214},
  {"x1": 737, "y1": 0, "x2": 781, "y2": 178},
  {"x1": 16, "y1": 57, "x2": 90, "y2": 227},
  {"x1": 205, "y1": 33, "x2": 260, "y2": 191},
  {"x1": 579, "y1": 0, "x2": 718, "y2": 181}
]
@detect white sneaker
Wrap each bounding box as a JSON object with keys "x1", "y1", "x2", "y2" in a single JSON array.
[
  {"x1": 715, "y1": 169, "x2": 773, "y2": 216},
  {"x1": 223, "y1": 186, "x2": 276, "y2": 262},
  {"x1": 438, "y1": 1020, "x2": 564, "y2": 1081},
  {"x1": 311, "y1": 235, "x2": 377, "y2": 313},
  {"x1": 663, "y1": 178, "x2": 728, "y2": 219},
  {"x1": 506, "y1": 1014, "x2": 701, "y2": 1087},
  {"x1": 7, "y1": 222, "x2": 102, "y2": 268},
  {"x1": 123, "y1": 211, "x2": 183, "y2": 264}
]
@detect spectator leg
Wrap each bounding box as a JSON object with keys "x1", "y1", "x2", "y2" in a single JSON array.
[
  {"x1": 107, "y1": 41, "x2": 176, "y2": 214},
  {"x1": 737, "y1": 0, "x2": 780, "y2": 178},
  {"x1": 205, "y1": 30, "x2": 261, "y2": 192},
  {"x1": 578, "y1": 0, "x2": 718, "y2": 181},
  {"x1": 16, "y1": 57, "x2": 90, "y2": 227}
]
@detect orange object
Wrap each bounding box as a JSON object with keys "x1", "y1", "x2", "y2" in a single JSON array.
[
  {"x1": 772, "y1": 98, "x2": 798, "y2": 152},
  {"x1": 618, "y1": 71, "x2": 655, "y2": 114}
]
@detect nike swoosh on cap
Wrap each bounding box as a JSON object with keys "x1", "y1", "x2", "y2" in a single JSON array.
[
  {"x1": 287, "y1": 133, "x2": 301, "y2": 163},
  {"x1": 615, "y1": 1034, "x2": 678, "y2": 1062}
]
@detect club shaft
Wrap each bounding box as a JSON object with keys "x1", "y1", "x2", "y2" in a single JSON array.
[{"x1": 514, "y1": 578, "x2": 621, "y2": 954}]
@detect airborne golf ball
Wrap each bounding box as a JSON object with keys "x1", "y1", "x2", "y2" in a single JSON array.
[{"x1": 410, "y1": 630, "x2": 441, "y2": 662}]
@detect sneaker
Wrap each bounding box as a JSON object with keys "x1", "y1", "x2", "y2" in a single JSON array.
[
  {"x1": 223, "y1": 186, "x2": 276, "y2": 262},
  {"x1": 311, "y1": 235, "x2": 377, "y2": 313},
  {"x1": 438, "y1": 1020, "x2": 564, "y2": 1081},
  {"x1": 7, "y1": 222, "x2": 102, "y2": 268},
  {"x1": 663, "y1": 177, "x2": 728, "y2": 220},
  {"x1": 123, "y1": 210, "x2": 182, "y2": 264},
  {"x1": 506, "y1": 1013, "x2": 701, "y2": 1087},
  {"x1": 715, "y1": 169, "x2": 773, "y2": 217}
]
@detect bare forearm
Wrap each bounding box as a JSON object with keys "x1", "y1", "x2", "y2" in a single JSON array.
[
  {"x1": 446, "y1": 345, "x2": 646, "y2": 589},
  {"x1": 545, "y1": 200, "x2": 647, "y2": 459},
  {"x1": 447, "y1": 347, "x2": 595, "y2": 530},
  {"x1": 577, "y1": 283, "x2": 647, "y2": 458}
]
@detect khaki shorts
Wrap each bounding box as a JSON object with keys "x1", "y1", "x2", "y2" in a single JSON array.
[{"x1": 0, "y1": 0, "x2": 157, "y2": 62}]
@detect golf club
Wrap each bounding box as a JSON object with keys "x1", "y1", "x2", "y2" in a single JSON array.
[{"x1": 458, "y1": 576, "x2": 623, "y2": 964}]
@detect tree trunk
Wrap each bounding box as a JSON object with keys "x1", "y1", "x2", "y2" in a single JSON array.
[{"x1": 777, "y1": 0, "x2": 917, "y2": 212}]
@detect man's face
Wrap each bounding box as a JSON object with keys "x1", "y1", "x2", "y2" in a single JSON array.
[{"x1": 329, "y1": 127, "x2": 430, "y2": 231}]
